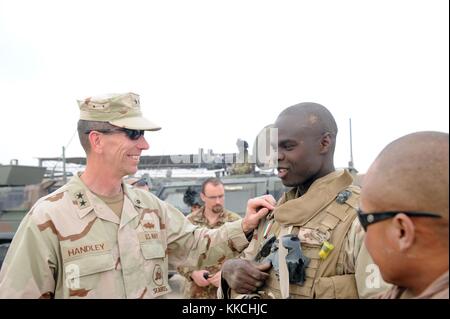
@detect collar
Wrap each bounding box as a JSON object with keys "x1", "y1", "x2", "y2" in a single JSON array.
[
  {"x1": 190, "y1": 206, "x2": 207, "y2": 223},
  {"x1": 415, "y1": 270, "x2": 449, "y2": 299},
  {"x1": 274, "y1": 170, "x2": 353, "y2": 226},
  {"x1": 123, "y1": 182, "x2": 146, "y2": 209},
  {"x1": 190, "y1": 206, "x2": 228, "y2": 226},
  {"x1": 67, "y1": 173, "x2": 96, "y2": 219},
  {"x1": 120, "y1": 183, "x2": 141, "y2": 229},
  {"x1": 68, "y1": 173, "x2": 140, "y2": 226}
]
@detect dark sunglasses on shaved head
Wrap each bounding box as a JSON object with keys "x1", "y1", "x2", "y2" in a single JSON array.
[
  {"x1": 357, "y1": 208, "x2": 442, "y2": 231},
  {"x1": 85, "y1": 128, "x2": 145, "y2": 140}
]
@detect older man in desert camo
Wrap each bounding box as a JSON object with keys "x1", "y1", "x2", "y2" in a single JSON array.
[{"x1": 0, "y1": 92, "x2": 274, "y2": 298}]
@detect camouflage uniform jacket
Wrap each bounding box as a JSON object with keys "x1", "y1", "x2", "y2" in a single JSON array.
[
  {"x1": 178, "y1": 207, "x2": 242, "y2": 298},
  {"x1": 220, "y1": 170, "x2": 389, "y2": 299},
  {"x1": 374, "y1": 271, "x2": 449, "y2": 299},
  {"x1": 0, "y1": 173, "x2": 249, "y2": 298}
]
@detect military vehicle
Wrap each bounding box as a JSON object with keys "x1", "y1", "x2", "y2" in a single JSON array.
[
  {"x1": 151, "y1": 172, "x2": 286, "y2": 216},
  {"x1": 0, "y1": 164, "x2": 59, "y2": 267}
]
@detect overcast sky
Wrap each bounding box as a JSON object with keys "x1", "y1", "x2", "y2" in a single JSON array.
[{"x1": 0, "y1": 0, "x2": 448, "y2": 174}]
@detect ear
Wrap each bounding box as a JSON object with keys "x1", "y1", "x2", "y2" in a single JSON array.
[
  {"x1": 319, "y1": 132, "x2": 332, "y2": 154},
  {"x1": 88, "y1": 131, "x2": 103, "y2": 154},
  {"x1": 391, "y1": 213, "x2": 415, "y2": 252},
  {"x1": 200, "y1": 192, "x2": 206, "y2": 202}
]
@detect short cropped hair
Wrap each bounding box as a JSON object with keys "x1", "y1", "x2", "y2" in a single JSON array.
[
  {"x1": 201, "y1": 177, "x2": 224, "y2": 194},
  {"x1": 77, "y1": 120, "x2": 117, "y2": 154}
]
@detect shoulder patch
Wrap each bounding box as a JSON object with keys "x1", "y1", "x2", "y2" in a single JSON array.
[{"x1": 45, "y1": 192, "x2": 65, "y2": 202}]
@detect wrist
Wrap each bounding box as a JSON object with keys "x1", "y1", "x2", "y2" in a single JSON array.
[{"x1": 241, "y1": 218, "x2": 252, "y2": 234}]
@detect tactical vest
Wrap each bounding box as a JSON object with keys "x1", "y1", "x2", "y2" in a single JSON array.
[{"x1": 248, "y1": 182, "x2": 360, "y2": 299}]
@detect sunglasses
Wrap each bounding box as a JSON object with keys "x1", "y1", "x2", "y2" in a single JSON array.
[
  {"x1": 85, "y1": 128, "x2": 145, "y2": 140},
  {"x1": 357, "y1": 208, "x2": 442, "y2": 231}
]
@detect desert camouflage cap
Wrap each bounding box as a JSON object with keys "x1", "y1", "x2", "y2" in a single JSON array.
[{"x1": 77, "y1": 92, "x2": 161, "y2": 131}]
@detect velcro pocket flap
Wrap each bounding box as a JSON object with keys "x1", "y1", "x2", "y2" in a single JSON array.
[
  {"x1": 69, "y1": 253, "x2": 115, "y2": 277},
  {"x1": 141, "y1": 240, "x2": 165, "y2": 260}
]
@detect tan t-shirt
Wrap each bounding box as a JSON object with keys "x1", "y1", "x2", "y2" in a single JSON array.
[{"x1": 93, "y1": 189, "x2": 124, "y2": 217}]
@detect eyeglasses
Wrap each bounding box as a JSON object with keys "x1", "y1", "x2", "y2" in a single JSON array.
[
  {"x1": 85, "y1": 128, "x2": 145, "y2": 140},
  {"x1": 203, "y1": 194, "x2": 224, "y2": 200},
  {"x1": 357, "y1": 208, "x2": 442, "y2": 231}
]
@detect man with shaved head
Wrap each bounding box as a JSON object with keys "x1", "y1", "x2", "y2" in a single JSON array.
[
  {"x1": 220, "y1": 102, "x2": 387, "y2": 299},
  {"x1": 359, "y1": 131, "x2": 448, "y2": 299}
]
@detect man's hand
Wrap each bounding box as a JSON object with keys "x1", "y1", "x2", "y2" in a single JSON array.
[
  {"x1": 207, "y1": 271, "x2": 221, "y2": 288},
  {"x1": 191, "y1": 270, "x2": 210, "y2": 287},
  {"x1": 242, "y1": 195, "x2": 276, "y2": 233},
  {"x1": 222, "y1": 259, "x2": 272, "y2": 294}
]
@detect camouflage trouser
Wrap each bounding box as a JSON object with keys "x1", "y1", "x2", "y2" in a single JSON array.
[{"x1": 185, "y1": 279, "x2": 219, "y2": 299}]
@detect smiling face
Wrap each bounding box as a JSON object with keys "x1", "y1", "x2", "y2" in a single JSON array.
[
  {"x1": 272, "y1": 103, "x2": 337, "y2": 189},
  {"x1": 99, "y1": 130, "x2": 149, "y2": 178},
  {"x1": 274, "y1": 116, "x2": 325, "y2": 188}
]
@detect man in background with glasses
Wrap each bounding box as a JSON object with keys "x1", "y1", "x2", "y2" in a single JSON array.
[
  {"x1": 0, "y1": 92, "x2": 274, "y2": 298},
  {"x1": 359, "y1": 131, "x2": 448, "y2": 299},
  {"x1": 178, "y1": 178, "x2": 241, "y2": 298}
]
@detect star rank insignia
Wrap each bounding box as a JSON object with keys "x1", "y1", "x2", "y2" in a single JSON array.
[{"x1": 73, "y1": 191, "x2": 90, "y2": 209}]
